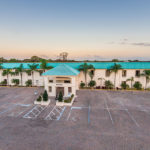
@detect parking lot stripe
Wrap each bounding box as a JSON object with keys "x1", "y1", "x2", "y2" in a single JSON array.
[
  {"x1": 103, "y1": 108, "x2": 127, "y2": 111},
  {"x1": 67, "y1": 106, "x2": 90, "y2": 123},
  {"x1": 125, "y1": 109, "x2": 140, "y2": 127},
  {"x1": 57, "y1": 107, "x2": 66, "y2": 121},
  {"x1": 104, "y1": 98, "x2": 114, "y2": 125},
  {"x1": 67, "y1": 107, "x2": 72, "y2": 121},
  {"x1": 119, "y1": 101, "x2": 140, "y2": 128},
  {"x1": 23, "y1": 105, "x2": 47, "y2": 119},
  {"x1": 0, "y1": 104, "x2": 17, "y2": 115},
  {"x1": 45, "y1": 106, "x2": 66, "y2": 120},
  {"x1": 138, "y1": 105, "x2": 149, "y2": 113},
  {"x1": 88, "y1": 105, "x2": 90, "y2": 124}
]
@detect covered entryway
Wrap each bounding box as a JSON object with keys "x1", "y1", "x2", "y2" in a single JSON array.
[
  {"x1": 42, "y1": 64, "x2": 80, "y2": 97},
  {"x1": 56, "y1": 87, "x2": 64, "y2": 96}
]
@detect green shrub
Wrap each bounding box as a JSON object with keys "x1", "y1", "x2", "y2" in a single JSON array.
[
  {"x1": 25, "y1": 80, "x2": 32, "y2": 87},
  {"x1": 0, "y1": 80, "x2": 7, "y2": 85},
  {"x1": 104, "y1": 80, "x2": 113, "y2": 89},
  {"x1": 64, "y1": 97, "x2": 72, "y2": 103},
  {"x1": 64, "y1": 94, "x2": 74, "y2": 103},
  {"x1": 58, "y1": 92, "x2": 63, "y2": 102},
  {"x1": 88, "y1": 80, "x2": 96, "y2": 87},
  {"x1": 80, "y1": 82, "x2": 85, "y2": 88},
  {"x1": 12, "y1": 79, "x2": 20, "y2": 86},
  {"x1": 71, "y1": 94, "x2": 74, "y2": 98},
  {"x1": 121, "y1": 82, "x2": 129, "y2": 89},
  {"x1": 43, "y1": 90, "x2": 48, "y2": 101},
  {"x1": 133, "y1": 81, "x2": 142, "y2": 90},
  {"x1": 37, "y1": 96, "x2": 42, "y2": 102}
]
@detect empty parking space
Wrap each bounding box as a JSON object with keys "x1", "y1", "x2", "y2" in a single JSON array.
[
  {"x1": 126, "y1": 108, "x2": 150, "y2": 130},
  {"x1": 6, "y1": 104, "x2": 32, "y2": 117},
  {"x1": 90, "y1": 108, "x2": 114, "y2": 132},
  {"x1": 67, "y1": 106, "x2": 89, "y2": 124}
]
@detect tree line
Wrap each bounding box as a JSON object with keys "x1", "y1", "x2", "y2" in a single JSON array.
[{"x1": 0, "y1": 56, "x2": 148, "y2": 63}]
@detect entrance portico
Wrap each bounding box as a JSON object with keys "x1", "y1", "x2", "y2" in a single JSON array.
[{"x1": 42, "y1": 64, "x2": 80, "y2": 97}]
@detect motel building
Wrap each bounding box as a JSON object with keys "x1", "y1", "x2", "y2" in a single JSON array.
[{"x1": 0, "y1": 62, "x2": 150, "y2": 97}]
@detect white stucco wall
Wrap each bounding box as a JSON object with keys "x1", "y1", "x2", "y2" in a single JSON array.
[
  {"x1": 43, "y1": 75, "x2": 78, "y2": 97},
  {"x1": 77, "y1": 69, "x2": 150, "y2": 88},
  {"x1": 0, "y1": 69, "x2": 150, "y2": 89},
  {"x1": 0, "y1": 70, "x2": 44, "y2": 86}
]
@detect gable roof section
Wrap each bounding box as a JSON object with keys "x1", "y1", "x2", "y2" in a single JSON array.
[{"x1": 42, "y1": 64, "x2": 80, "y2": 76}]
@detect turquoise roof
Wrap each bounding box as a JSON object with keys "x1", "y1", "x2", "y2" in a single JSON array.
[
  {"x1": 42, "y1": 64, "x2": 80, "y2": 76},
  {"x1": 1, "y1": 62, "x2": 150, "y2": 69}
]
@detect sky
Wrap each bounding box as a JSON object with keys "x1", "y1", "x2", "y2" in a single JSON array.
[{"x1": 0, "y1": 0, "x2": 150, "y2": 60}]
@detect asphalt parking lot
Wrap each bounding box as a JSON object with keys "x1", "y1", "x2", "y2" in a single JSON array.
[{"x1": 0, "y1": 87, "x2": 150, "y2": 150}]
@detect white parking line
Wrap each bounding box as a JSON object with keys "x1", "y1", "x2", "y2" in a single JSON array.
[
  {"x1": 104, "y1": 98, "x2": 114, "y2": 125},
  {"x1": 57, "y1": 107, "x2": 66, "y2": 121},
  {"x1": 103, "y1": 108, "x2": 127, "y2": 111},
  {"x1": 137, "y1": 105, "x2": 148, "y2": 112},
  {"x1": 67, "y1": 108, "x2": 73, "y2": 121},
  {"x1": 0, "y1": 104, "x2": 17, "y2": 116},
  {"x1": 67, "y1": 106, "x2": 89, "y2": 121},
  {"x1": 119, "y1": 101, "x2": 140, "y2": 127},
  {"x1": 23, "y1": 105, "x2": 47, "y2": 119},
  {"x1": 88, "y1": 105, "x2": 90, "y2": 124},
  {"x1": 125, "y1": 109, "x2": 140, "y2": 127},
  {"x1": 45, "y1": 106, "x2": 66, "y2": 121},
  {"x1": 8, "y1": 104, "x2": 32, "y2": 117}
]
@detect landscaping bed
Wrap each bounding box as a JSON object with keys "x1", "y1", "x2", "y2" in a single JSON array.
[
  {"x1": 56, "y1": 93, "x2": 75, "y2": 106},
  {"x1": 34, "y1": 90, "x2": 50, "y2": 106}
]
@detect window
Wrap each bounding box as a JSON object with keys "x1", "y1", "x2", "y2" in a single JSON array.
[
  {"x1": 27, "y1": 72, "x2": 31, "y2": 76},
  {"x1": 49, "y1": 86, "x2": 52, "y2": 92},
  {"x1": 68, "y1": 87, "x2": 72, "y2": 93},
  {"x1": 56, "y1": 80, "x2": 63, "y2": 83},
  {"x1": 90, "y1": 70, "x2": 94, "y2": 75},
  {"x1": 39, "y1": 70, "x2": 43, "y2": 76},
  {"x1": 64, "y1": 80, "x2": 71, "y2": 83},
  {"x1": 106, "y1": 70, "x2": 111, "y2": 77},
  {"x1": 122, "y1": 70, "x2": 127, "y2": 77},
  {"x1": 36, "y1": 80, "x2": 39, "y2": 85},
  {"x1": 135, "y1": 70, "x2": 140, "y2": 77},
  {"x1": 122, "y1": 81, "x2": 126, "y2": 84},
  {"x1": 49, "y1": 80, "x2": 53, "y2": 83}
]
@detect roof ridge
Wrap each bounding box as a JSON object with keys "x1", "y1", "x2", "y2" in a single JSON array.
[{"x1": 42, "y1": 63, "x2": 80, "y2": 76}]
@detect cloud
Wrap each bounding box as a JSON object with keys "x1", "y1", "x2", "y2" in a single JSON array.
[
  {"x1": 131, "y1": 42, "x2": 150, "y2": 47},
  {"x1": 70, "y1": 55, "x2": 107, "y2": 61},
  {"x1": 118, "y1": 38, "x2": 150, "y2": 47},
  {"x1": 123, "y1": 38, "x2": 128, "y2": 41}
]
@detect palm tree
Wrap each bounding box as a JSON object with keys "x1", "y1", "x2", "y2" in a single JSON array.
[
  {"x1": 40, "y1": 59, "x2": 53, "y2": 72},
  {"x1": 0, "y1": 63, "x2": 3, "y2": 84},
  {"x1": 15, "y1": 64, "x2": 24, "y2": 86},
  {"x1": 104, "y1": 80, "x2": 113, "y2": 89},
  {"x1": 28, "y1": 63, "x2": 39, "y2": 86},
  {"x1": 88, "y1": 69, "x2": 95, "y2": 81},
  {"x1": 0, "y1": 63, "x2": 3, "y2": 69},
  {"x1": 79, "y1": 63, "x2": 94, "y2": 86},
  {"x1": 98, "y1": 77, "x2": 105, "y2": 87},
  {"x1": 109, "y1": 63, "x2": 122, "y2": 89},
  {"x1": 126, "y1": 77, "x2": 134, "y2": 88},
  {"x1": 2, "y1": 69, "x2": 11, "y2": 85},
  {"x1": 140, "y1": 70, "x2": 150, "y2": 89}
]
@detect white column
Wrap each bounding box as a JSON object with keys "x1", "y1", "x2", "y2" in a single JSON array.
[{"x1": 64, "y1": 86, "x2": 68, "y2": 97}]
